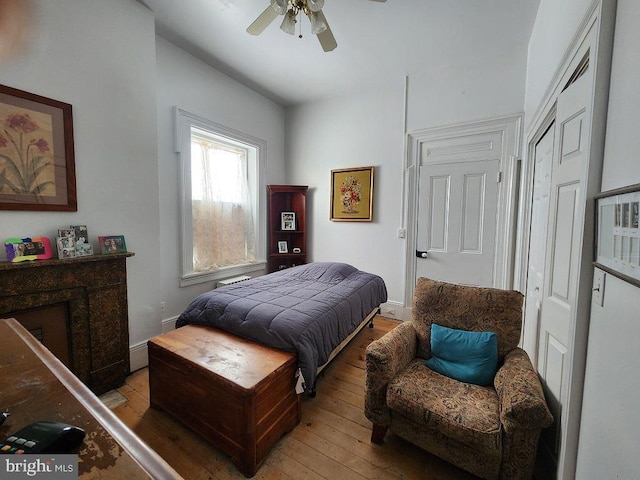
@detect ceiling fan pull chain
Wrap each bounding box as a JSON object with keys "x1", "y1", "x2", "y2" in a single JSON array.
[{"x1": 298, "y1": 12, "x2": 303, "y2": 39}]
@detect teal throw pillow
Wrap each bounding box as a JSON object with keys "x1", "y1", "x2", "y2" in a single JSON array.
[{"x1": 425, "y1": 323, "x2": 498, "y2": 386}]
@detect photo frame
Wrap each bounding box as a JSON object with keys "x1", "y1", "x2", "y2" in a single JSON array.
[
  {"x1": 4, "y1": 237, "x2": 53, "y2": 262},
  {"x1": 595, "y1": 183, "x2": 640, "y2": 287},
  {"x1": 278, "y1": 240, "x2": 288, "y2": 253},
  {"x1": 56, "y1": 224, "x2": 92, "y2": 258},
  {"x1": 99, "y1": 235, "x2": 127, "y2": 254},
  {"x1": 56, "y1": 235, "x2": 76, "y2": 259},
  {"x1": 0, "y1": 84, "x2": 76, "y2": 211},
  {"x1": 330, "y1": 166, "x2": 374, "y2": 222},
  {"x1": 281, "y1": 211, "x2": 296, "y2": 231}
]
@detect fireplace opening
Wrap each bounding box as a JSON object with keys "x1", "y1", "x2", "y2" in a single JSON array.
[{"x1": 12, "y1": 303, "x2": 71, "y2": 367}]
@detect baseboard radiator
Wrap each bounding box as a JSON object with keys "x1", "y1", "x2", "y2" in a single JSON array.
[{"x1": 216, "y1": 275, "x2": 251, "y2": 288}]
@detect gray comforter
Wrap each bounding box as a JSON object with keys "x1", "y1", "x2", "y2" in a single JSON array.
[{"x1": 176, "y1": 262, "x2": 388, "y2": 393}]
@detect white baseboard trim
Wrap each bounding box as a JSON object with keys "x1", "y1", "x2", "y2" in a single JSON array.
[
  {"x1": 129, "y1": 315, "x2": 180, "y2": 372},
  {"x1": 162, "y1": 315, "x2": 179, "y2": 333},
  {"x1": 379, "y1": 301, "x2": 411, "y2": 322},
  {"x1": 129, "y1": 341, "x2": 149, "y2": 372}
]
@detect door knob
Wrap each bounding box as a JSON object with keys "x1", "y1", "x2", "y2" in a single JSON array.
[{"x1": 416, "y1": 250, "x2": 428, "y2": 258}]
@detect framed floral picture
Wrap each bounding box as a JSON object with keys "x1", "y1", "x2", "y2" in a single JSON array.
[
  {"x1": 0, "y1": 84, "x2": 76, "y2": 211},
  {"x1": 330, "y1": 166, "x2": 374, "y2": 221}
]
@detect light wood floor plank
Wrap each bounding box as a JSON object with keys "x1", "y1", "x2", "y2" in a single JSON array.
[
  {"x1": 274, "y1": 435, "x2": 369, "y2": 480},
  {"x1": 289, "y1": 425, "x2": 398, "y2": 480}
]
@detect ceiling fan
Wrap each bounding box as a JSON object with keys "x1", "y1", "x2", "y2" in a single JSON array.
[{"x1": 247, "y1": 0, "x2": 387, "y2": 52}]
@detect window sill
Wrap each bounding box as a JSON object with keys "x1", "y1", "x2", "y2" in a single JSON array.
[{"x1": 180, "y1": 261, "x2": 266, "y2": 287}]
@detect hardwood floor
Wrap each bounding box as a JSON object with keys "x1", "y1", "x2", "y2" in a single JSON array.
[{"x1": 113, "y1": 317, "x2": 478, "y2": 479}]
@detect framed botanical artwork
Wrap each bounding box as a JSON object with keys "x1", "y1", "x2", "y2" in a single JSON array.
[
  {"x1": 330, "y1": 166, "x2": 374, "y2": 221},
  {"x1": 595, "y1": 183, "x2": 640, "y2": 287},
  {"x1": 278, "y1": 240, "x2": 288, "y2": 253},
  {"x1": 99, "y1": 235, "x2": 127, "y2": 254},
  {"x1": 0, "y1": 84, "x2": 76, "y2": 211},
  {"x1": 281, "y1": 211, "x2": 296, "y2": 231}
]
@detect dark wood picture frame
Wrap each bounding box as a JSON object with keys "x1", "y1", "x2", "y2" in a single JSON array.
[{"x1": 0, "y1": 84, "x2": 76, "y2": 211}]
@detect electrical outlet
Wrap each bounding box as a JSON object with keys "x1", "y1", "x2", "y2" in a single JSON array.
[
  {"x1": 592, "y1": 270, "x2": 605, "y2": 306},
  {"x1": 160, "y1": 301, "x2": 166, "y2": 312}
]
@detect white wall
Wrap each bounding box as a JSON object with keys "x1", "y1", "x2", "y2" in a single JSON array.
[
  {"x1": 407, "y1": 47, "x2": 529, "y2": 131},
  {"x1": 155, "y1": 37, "x2": 287, "y2": 323},
  {"x1": 286, "y1": 46, "x2": 530, "y2": 314},
  {"x1": 576, "y1": 0, "x2": 640, "y2": 477},
  {"x1": 525, "y1": 0, "x2": 594, "y2": 123},
  {"x1": 285, "y1": 82, "x2": 406, "y2": 306},
  {"x1": 0, "y1": 0, "x2": 162, "y2": 361}
]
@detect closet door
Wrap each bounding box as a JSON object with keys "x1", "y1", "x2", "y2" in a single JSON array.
[{"x1": 536, "y1": 69, "x2": 592, "y2": 477}]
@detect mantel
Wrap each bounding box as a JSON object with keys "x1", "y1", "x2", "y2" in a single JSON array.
[
  {"x1": 0, "y1": 252, "x2": 134, "y2": 272},
  {"x1": 0, "y1": 252, "x2": 135, "y2": 395}
]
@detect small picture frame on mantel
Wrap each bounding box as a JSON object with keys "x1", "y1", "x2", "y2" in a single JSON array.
[
  {"x1": 99, "y1": 235, "x2": 127, "y2": 254},
  {"x1": 4, "y1": 237, "x2": 53, "y2": 262}
]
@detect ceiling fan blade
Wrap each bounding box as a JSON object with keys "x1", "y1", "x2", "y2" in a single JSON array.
[
  {"x1": 246, "y1": 6, "x2": 279, "y2": 35},
  {"x1": 316, "y1": 11, "x2": 337, "y2": 52},
  {"x1": 369, "y1": 0, "x2": 387, "y2": 2}
]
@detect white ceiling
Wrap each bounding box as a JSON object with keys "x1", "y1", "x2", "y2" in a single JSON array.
[{"x1": 139, "y1": 0, "x2": 540, "y2": 107}]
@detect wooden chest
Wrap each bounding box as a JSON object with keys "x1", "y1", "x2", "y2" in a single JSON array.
[{"x1": 148, "y1": 325, "x2": 301, "y2": 477}]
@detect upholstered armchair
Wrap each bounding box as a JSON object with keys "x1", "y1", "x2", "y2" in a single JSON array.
[{"x1": 365, "y1": 277, "x2": 553, "y2": 480}]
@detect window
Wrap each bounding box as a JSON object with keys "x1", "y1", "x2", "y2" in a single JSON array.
[{"x1": 176, "y1": 108, "x2": 266, "y2": 286}]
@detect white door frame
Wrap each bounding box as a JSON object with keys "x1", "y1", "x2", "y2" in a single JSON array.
[
  {"x1": 404, "y1": 114, "x2": 523, "y2": 306},
  {"x1": 514, "y1": 1, "x2": 616, "y2": 478}
]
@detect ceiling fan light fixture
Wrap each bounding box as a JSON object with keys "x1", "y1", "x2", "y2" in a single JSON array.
[
  {"x1": 250, "y1": 0, "x2": 386, "y2": 50},
  {"x1": 306, "y1": 0, "x2": 325, "y2": 13},
  {"x1": 270, "y1": 0, "x2": 288, "y2": 15},
  {"x1": 308, "y1": 11, "x2": 327, "y2": 35},
  {"x1": 280, "y1": 10, "x2": 297, "y2": 35}
]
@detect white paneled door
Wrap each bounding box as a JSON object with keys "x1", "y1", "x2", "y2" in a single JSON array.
[
  {"x1": 523, "y1": 125, "x2": 555, "y2": 368},
  {"x1": 536, "y1": 70, "x2": 591, "y2": 474},
  {"x1": 416, "y1": 158, "x2": 499, "y2": 287}
]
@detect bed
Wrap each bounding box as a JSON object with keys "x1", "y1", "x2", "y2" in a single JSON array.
[{"x1": 176, "y1": 262, "x2": 388, "y2": 394}]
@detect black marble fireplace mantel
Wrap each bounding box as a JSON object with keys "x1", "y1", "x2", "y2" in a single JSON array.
[{"x1": 0, "y1": 252, "x2": 134, "y2": 395}]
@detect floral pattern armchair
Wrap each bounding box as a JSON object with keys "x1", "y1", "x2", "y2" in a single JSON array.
[{"x1": 365, "y1": 277, "x2": 553, "y2": 480}]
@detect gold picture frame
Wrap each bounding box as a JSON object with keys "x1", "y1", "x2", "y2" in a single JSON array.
[
  {"x1": 0, "y1": 84, "x2": 76, "y2": 211},
  {"x1": 330, "y1": 166, "x2": 374, "y2": 222}
]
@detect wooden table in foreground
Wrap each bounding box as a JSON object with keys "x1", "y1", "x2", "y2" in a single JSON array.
[{"x1": 0, "y1": 318, "x2": 182, "y2": 479}]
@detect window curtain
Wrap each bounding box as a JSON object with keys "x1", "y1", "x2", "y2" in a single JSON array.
[{"x1": 191, "y1": 139, "x2": 256, "y2": 272}]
